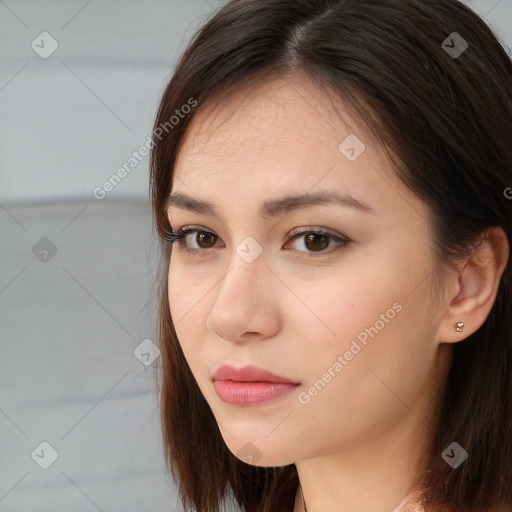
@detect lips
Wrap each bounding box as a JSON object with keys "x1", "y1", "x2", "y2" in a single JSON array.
[
  {"x1": 212, "y1": 364, "x2": 300, "y2": 384},
  {"x1": 212, "y1": 365, "x2": 301, "y2": 405}
]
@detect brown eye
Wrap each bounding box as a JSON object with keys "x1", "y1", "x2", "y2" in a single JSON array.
[
  {"x1": 170, "y1": 225, "x2": 350, "y2": 259},
  {"x1": 303, "y1": 233, "x2": 330, "y2": 252},
  {"x1": 287, "y1": 229, "x2": 351, "y2": 259},
  {"x1": 195, "y1": 232, "x2": 217, "y2": 249},
  {"x1": 170, "y1": 227, "x2": 223, "y2": 255}
]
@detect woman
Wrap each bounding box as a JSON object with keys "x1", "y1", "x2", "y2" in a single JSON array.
[{"x1": 149, "y1": 1, "x2": 512, "y2": 510}]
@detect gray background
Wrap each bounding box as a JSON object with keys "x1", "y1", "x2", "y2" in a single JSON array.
[{"x1": 1, "y1": 1, "x2": 511, "y2": 511}]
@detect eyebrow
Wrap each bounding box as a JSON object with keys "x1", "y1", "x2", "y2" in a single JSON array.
[{"x1": 164, "y1": 190, "x2": 376, "y2": 222}]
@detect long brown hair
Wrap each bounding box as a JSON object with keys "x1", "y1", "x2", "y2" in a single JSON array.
[{"x1": 149, "y1": 1, "x2": 512, "y2": 511}]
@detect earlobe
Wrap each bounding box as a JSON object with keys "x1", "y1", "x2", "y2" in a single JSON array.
[{"x1": 436, "y1": 227, "x2": 509, "y2": 344}]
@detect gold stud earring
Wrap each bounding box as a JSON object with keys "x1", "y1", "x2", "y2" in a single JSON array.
[{"x1": 455, "y1": 321, "x2": 464, "y2": 333}]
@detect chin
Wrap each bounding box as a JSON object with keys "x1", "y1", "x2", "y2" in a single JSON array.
[{"x1": 223, "y1": 436, "x2": 297, "y2": 467}]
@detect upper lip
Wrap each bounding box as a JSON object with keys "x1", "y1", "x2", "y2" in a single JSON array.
[{"x1": 212, "y1": 364, "x2": 300, "y2": 384}]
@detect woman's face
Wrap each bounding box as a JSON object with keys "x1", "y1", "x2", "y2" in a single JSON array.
[{"x1": 167, "y1": 74, "x2": 451, "y2": 467}]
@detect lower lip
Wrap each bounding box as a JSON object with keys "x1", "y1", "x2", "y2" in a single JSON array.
[{"x1": 213, "y1": 380, "x2": 300, "y2": 405}]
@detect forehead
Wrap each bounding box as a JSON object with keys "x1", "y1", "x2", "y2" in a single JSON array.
[
  {"x1": 170, "y1": 73, "x2": 423, "y2": 220},
  {"x1": 175, "y1": 74, "x2": 376, "y2": 175}
]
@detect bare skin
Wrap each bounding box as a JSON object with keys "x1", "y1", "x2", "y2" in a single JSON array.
[{"x1": 166, "y1": 72, "x2": 509, "y2": 512}]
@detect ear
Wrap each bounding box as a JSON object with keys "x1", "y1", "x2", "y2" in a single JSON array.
[{"x1": 437, "y1": 226, "x2": 509, "y2": 344}]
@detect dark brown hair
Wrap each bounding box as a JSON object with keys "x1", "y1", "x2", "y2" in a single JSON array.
[{"x1": 149, "y1": 1, "x2": 512, "y2": 511}]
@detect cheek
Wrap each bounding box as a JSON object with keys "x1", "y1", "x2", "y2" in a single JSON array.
[
  {"x1": 294, "y1": 273, "x2": 437, "y2": 440},
  {"x1": 167, "y1": 263, "x2": 207, "y2": 369},
  {"x1": 167, "y1": 282, "x2": 214, "y2": 410},
  {"x1": 292, "y1": 284, "x2": 400, "y2": 397},
  {"x1": 292, "y1": 246, "x2": 435, "y2": 388},
  {"x1": 168, "y1": 256, "x2": 209, "y2": 327},
  {"x1": 285, "y1": 260, "x2": 401, "y2": 347}
]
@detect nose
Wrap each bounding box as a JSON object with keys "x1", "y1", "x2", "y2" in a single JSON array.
[{"x1": 206, "y1": 252, "x2": 281, "y2": 344}]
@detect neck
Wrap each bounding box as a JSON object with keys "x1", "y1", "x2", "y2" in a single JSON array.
[
  {"x1": 297, "y1": 483, "x2": 426, "y2": 512},
  {"x1": 292, "y1": 410, "x2": 432, "y2": 512}
]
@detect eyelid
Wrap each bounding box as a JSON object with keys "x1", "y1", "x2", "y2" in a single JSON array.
[
  {"x1": 288, "y1": 226, "x2": 348, "y2": 239},
  {"x1": 168, "y1": 224, "x2": 217, "y2": 240}
]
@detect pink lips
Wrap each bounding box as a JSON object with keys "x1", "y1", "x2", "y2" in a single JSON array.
[{"x1": 212, "y1": 365, "x2": 300, "y2": 406}]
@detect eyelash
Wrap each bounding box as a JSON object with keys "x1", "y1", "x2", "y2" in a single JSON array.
[{"x1": 165, "y1": 224, "x2": 351, "y2": 259}]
